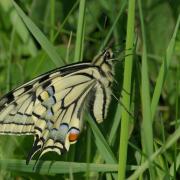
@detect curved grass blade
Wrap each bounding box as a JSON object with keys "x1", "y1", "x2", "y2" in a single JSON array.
[
  {"x1": 12, "y1": 0, "x2": 64, "y2": 67},
  {"x1": 127, "y1": 125, "x2": 180, "y2": 180},
  {"x1": 151, "y1": 14, "x2": 180, "y2": 118},
  {"x1": 138, "y1": 0, "x2": 154, "y2": 178},
  {"x1": 74, "y1": 0, "x2": 86, "y2": 62}
]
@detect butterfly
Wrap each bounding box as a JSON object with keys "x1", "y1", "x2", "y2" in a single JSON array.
[{"x1": 0, "y1": 49, "x2": 114, "y2": 164}]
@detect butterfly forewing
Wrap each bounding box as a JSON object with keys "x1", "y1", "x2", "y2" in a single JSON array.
[{"x1": 0, "y1": 49, "x2": 114, "y2": 163}]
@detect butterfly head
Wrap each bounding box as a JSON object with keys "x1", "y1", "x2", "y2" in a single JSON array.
[
  {"x1": 92, "y1": 48, "x2": 114, "y2": 83},
  {"x1": 92, "y1": 48, "x2": 113, "y2": 65},
  {"x1": 102, "y1": 48, "x2": 114, "y2": 62}
]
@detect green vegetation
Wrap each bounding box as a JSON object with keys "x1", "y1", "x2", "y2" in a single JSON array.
[{"x1": 0, "y1": 0, "x2": 179, "y2": 179}]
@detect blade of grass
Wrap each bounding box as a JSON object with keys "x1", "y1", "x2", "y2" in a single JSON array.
[
  {"x1": 172, "y1": 59, "x2": 180, "y2": 178},
  {"x1": 86, "y1": 126, "x2": 91, "y2": 180},
  {"x1": 86, "y1": 115, "x2": 117, "y2": 179},
  {"x1": 86, "y1": 116, "x2": 117, "y2": 164},
  {"x1": 127, "y1": 125, "x2": 180, "y2": 180},
  {"x1": 10, "y1": 8, "x2": 37, "y2": 57},
  {"x1": 74, "y1": 0, "x2": 86, "y2": 61},
  {"x1": 12, "y1": 0, "x2": 63, "y2": 67},
  {"x1": 108, "y1": 103, "x2": 121, "y2": 145},
  {"x1": 138, "y1": 0, "x2": 154, "y2": 178},
  {"x1": 0, "y1": 160, "x2": 117, "y2": 174},
  {"x1": 170, "y1": 152, "x2": 180, "y2": 176},
  {"x1": 151, "y1": 14, "x2": 180, "y2": 118},
  {"x1": 118, "y1": 0, "x2": 135, "y2": 179},
  {"x1": 0, "y1": 159, "x2": 137, "y2": 174}
]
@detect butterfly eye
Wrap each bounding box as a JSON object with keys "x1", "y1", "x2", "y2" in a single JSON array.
[
  {"x1": 105, "y1": 51, "x2": 110, "y2": 59},
  {"x1": 104, "y1": 50, "x2": 113, "y2": 61}
]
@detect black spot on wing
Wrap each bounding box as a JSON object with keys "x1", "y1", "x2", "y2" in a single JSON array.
[
  {"x1": 32, "y1": 112, "x2": 41, "y2": 119},
  {"x1": 59, "y1": 63, "x2": 92, "y2": 76},
  {"x1": 38, "y1": 74, "x2": 50, "y2": 84},
  {"x1": 74, "y1": 72, "x2": 94, "y2": 80},
  {"x1": 37, "y1": 95, "x2": 43, "y2": 102},
  {"x1": 34, "y1": 126, "x2": 43, "y2": 133},
  {"x1": 24, "y1": 84, "x2": 34, "y2": 92},
  {"x1": 0, "y1": 93, "x2": 14, "y2": 107},
  {"x1": 42, "y1": 81, "x2": 51, "y2": 90}
]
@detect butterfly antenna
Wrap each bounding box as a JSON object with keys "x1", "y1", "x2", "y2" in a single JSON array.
[
  {"x1": 108, "y1": 52, "x2": 134, "y2": 64},
  {"x1": 112, "y1": 39, "x2": 136, "y2": 59},
  {"x1": 111, "y1": 79, "x2": 133, "y2": 104}
]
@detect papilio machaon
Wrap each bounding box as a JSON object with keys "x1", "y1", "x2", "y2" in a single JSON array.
[{"x1": 0, "y1": 49, "x2": 114, "y2": 164}]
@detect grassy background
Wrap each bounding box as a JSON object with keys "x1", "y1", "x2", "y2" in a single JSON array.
[{"x1": 0, "y1": 0, "x2": 180, "y2": 179}]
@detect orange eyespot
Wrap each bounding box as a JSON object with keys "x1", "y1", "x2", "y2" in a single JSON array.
[
  {"x1": 69, "y1": 133, "x2": 79, "y2": 142},
  {"x1": 68, "y1": 128, "x2": 80, "y2": 142}
]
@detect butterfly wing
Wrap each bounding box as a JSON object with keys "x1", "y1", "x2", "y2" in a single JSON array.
[
  {"x1": 0, "y1": 62, "x2": 98, "y2": 163},
  {"x1": 0, "y1": 63, "x2": 92, "y2": 135}
]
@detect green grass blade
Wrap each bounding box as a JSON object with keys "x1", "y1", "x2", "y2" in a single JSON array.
[
  {"x1": 74, "y1": 0, "x2": 86, "y2": 61},
  {"x1": 0, "y1": 159, "x2": 137, "y2": 174},
  {"x1": 172, "y1": 58, "x2": 180, "y2": 178},
  {"x1": 87, "y1": 116, "x2": 117, "y2": 164},
  {"x1": 87, "y1": 115, "x2": 117, "y2": 179},
  {"x1": 138, "y1": 0, "x2": 154, "y2": 178},
  {"x1": 12, "y1": 0, "x2": 63, "y2": 67},
  {"x1": 108, "y1": 103, "x2": 121, "y2": 145},
  {"x1": 118, "y1": 0, "x2": 135, "y2": 179},
  {"x1": 0, "y1": 159, "x2": 118, "y2": 174},
  {"x1": 170, "y1": 152, "x2": 180, "y2": 176},
  {"x1": 127, "y1": 125, "x2": 180, "y2": 180},
  {"x1": 151, "y1": 14, "x2": 180, "y2": 118}
]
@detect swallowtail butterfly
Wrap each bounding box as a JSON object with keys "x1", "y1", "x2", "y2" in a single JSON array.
[{"x1": 0, "y1": 49, "x2": 114, "y2": 164}]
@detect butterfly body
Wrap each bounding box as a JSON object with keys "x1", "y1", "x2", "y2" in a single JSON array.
[{"x1": 0, "y1": 49, "x2": 114, "y2": 164}]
